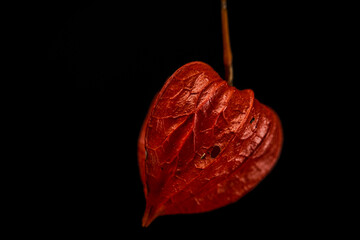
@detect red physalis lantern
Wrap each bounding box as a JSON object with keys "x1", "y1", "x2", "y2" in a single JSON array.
[{"x1": 138, "y1": 0, "x2": 283, "y2": 227}]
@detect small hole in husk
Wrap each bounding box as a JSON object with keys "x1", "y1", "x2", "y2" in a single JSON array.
[
  {"x1": 250, "y1": 117, "x2": 255, "y2": 124},
  {"x1": 211, "y1": 146, "x2": 221, "y2": 158}
]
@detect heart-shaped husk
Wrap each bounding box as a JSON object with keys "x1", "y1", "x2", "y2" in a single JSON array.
[{"x1": 138, "y1": 62, "x2": 283, "y2": 227}]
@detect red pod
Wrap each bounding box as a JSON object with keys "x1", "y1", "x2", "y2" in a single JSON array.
[{"x1": 138, "y1": 61, "x2": 283, "y2": 227}]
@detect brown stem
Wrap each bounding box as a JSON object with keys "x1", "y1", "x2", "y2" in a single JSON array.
[{"x1": 221, "y1": 0, "x2": 233, "y2": 86}]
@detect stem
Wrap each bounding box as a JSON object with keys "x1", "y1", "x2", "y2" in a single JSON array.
[{"x1": 221, "y1": 0, "x2": 233, "y2": 86}]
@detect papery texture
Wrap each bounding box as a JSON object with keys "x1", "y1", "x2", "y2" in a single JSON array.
[{"x1": 138, "y1": 61, "x2": 283, "y2": 226}]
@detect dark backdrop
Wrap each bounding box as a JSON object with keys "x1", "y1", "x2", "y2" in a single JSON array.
[{"x1": 43, "y1": 0, "x2": 340, "y2": 237}]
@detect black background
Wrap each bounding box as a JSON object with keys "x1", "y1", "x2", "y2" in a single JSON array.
[{"x1": 40, "y1": 0, "x2": 346, "y2": 237}]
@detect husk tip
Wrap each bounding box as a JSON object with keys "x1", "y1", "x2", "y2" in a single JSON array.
[{"x1": 141, "y1": 204, "x2": 160, "y2": 227}]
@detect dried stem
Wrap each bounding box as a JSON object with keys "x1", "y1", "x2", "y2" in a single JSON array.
[{"x1": 221, "y1": 0, "x2": 233, "y2": 86}]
